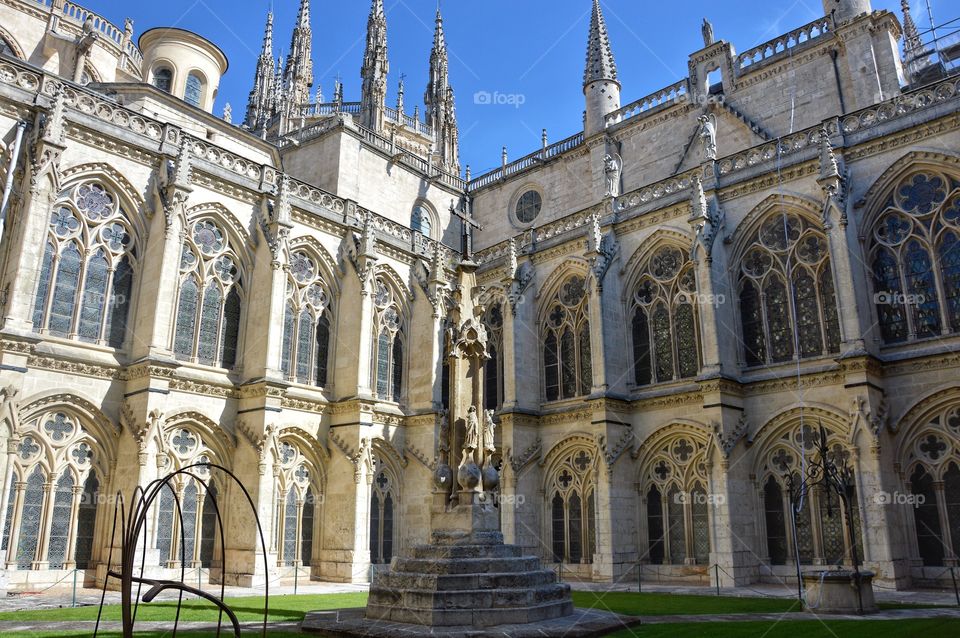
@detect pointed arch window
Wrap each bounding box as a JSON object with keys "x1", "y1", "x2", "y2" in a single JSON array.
[
  {"x1": 630, "y1": 246, "x2": 701, "y2": 386},
  {"x1": 542, "y1": 276, "x2": 592, "y2": 401},
  {"x1": 2, "y1": 412, "x2": 103, "y2": 572},
  {"x1": 758, "y1": 429, "x2": 864, "y2": 568},
  {"x1": 371, "y1": 278, "x2": 404, "y2": 403},
  {"x1": 738, "y1": 212, "x2": 840, "y2": 366},
  {"x1": 549, "y1": 448, "x2": 597, "y2": 564},
  {"x1": 411, "y1": 205, "x2": 432, "y2": 238},
  {"x1": 32, "y1": 183, "x2": 136, "y2": 348},
  {"x1": 272, "y1": 440, "x2": 319, "y2": 568},
  {"x1": 281, "y1": 251, "x2": 333, "y2": 387},
  {"x1": 642, "y1": 437, "x2": 711, "y2": 565},
  {"x1": 370, "y1": 463, "x2": 397, "y2": 565},
  {"x1": 174, "y1": 219, "x2": 243, "y2": 368},
  {"x1": 869, "y1": 172, "x2": 960, "y2": 343},
  {"x1": 483, "y1": 303, "x2": 505, "y2": 411}
]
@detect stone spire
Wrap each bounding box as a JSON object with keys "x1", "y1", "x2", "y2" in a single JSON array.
[
  {"x1": 425, "y1": 8, "x2": 460, "y2": 171},
  {"x1": 901, "y1": 0, "x2": 923, "y2": 59},
  {"x1": 281, "y1": 0, "x2": 314, "y2": 124},
  {"x1": 583, "y1": 0, "x2": 618, "y2": 86},
  {"x1": 360, "y1": 0, "x2": 389, "y2": 132},
  {"x1": 583, "y1": 0, "x2": 621, "y2": 137},
  {"x1": 244, "y1": 9, "x2": 276, "y2": 131}
]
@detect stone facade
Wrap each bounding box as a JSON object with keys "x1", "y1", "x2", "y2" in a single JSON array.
[{"x1": 0, "y1": 0, "x2": 959, "y2": 595}]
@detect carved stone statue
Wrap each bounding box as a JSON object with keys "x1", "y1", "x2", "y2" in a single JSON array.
[
  {"x1": 702, "y1": 18, "x2": 715, "y2": 47},
  {"x1": 482, "y1": 409, "x2": 497, "y2": 455},
  {"x1": 603, "y1": 153, "x2": 622, "y2": 198},
  {"x1": 464, "y1": 406, "x2": 480, "y2": 454},
  {"x1": 698, "y1": 114, "x2": 718, "y2": 161}
]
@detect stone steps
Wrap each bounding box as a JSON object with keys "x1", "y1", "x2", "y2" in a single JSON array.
[
  {"x1": 391, "y1": 555, "x2": 542, "y2": 575},
  {"x1": 365, "y1": 598, "x2": 575, "y2": 628},
  {"x1": 410, "y1": 543, "x2": 524, "y2": 560},
  {"x1": 374, "y1": 569, "x2": 558, "y2": 591}
]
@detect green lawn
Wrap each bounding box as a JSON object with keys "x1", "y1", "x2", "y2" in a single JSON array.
[{"x1": 0, "y1": 592, "x2": 955, "y2": 638}]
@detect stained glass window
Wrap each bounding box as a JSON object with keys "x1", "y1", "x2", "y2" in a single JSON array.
[
  {"x1": 315, "y1": 317, "x2": 330, "y2": 387},
  {"x1": 568, "y1": 491, "x2": 583, "y2": 563},
  {"x1": 156, "y1": 484, "x2": 175, "y2": 565},
  {"x1": 392, "y1": 338, "x2": 403, "y2": 402},
  {"x1": 869, "y1": 171, "x2": 960, "y2": 343},
  {"x1": 200, "y1": 486, "x2": 217, "y2": 567},
  {"x1": 296, "y1": 310, "x2": 313, "y2": 382},
  {"x1": 185, "y1": 73, "x2": 203, "y2": 108},
  {"x1": 301, "y1": 488, "x2": 314, "y2": 566},
  {"x1": 578, "y1": 326, "x2": 592, "y2": 396},
  {"x1": 45, "y1": 473, "x2": 75, "y2": 569},
  {"x1": 75, "y1": 474, "x2": 98, "y2": 569},
  {"x1": 369, "y1": 492, "x2": 381, "y2": 564},
  {"x1": 485, "y1": 345, "x2": 499, "y2": 411},
  {"x1": 911, "y1": 465, "x2": 944, "y2": 566},
  {"x1": 818, "y1": 489, "x2": 845, "y2": 564},
  {"x1": 667, "y1": 486, "x2": 685, "y2": 565},
  {"x1": 17, "y1": 467, "x2": 45, "y2": 569},
  {"x1": 646, "y1": 486, "x2": 664, "y2": 565},
  {"x1": 153, "y1": 67, "x2": 173, "y2": 93},
  {"x1": 691, "y1": 484, "x2": 710, "y2": 564},
  {"x1": 411, "y1": 206, "x2": 432, "y2": 237},
  {"x1": 515, "y1": 190, "x2": 542, "y2": 224},
  {"x1": 382, "y1": 493, "x2": 394, "y2": 564},
  {"x1": 551, "y1": 493, "x2": 565, "y2": 562},
  {"x1": 181, "y1": 481, "x2": 198, "y2": 565},
  {"x1": 48, "y1": 243, "x2": 81, "y2": 336},
  {"x1": 370, "y1": 466, "x2": 397, "y2": 565},
  {"x1": 33, "y1": 184, "x2": 136, "y2": 347},
  {"x1": 281, "y1": 304, "x2": 295, "y2": 377},
  {"x1": 764, "y1": 477, "x2": 787, "y2": 565},
  {"x1": 1, "y1": 478, "x2": 15, "y2": 552},
  {"x1": 376, "y1": 331, "x2": 390, "y2": 398},
  {"x1": 174, "y1": 220, "x2": 243, "y2": 368},
  {"x1": 739, "y1": 213, "x2": 839, "y2": 366},
  {"x1": 793, "y1": 495, "x2": 815, "y2": 564},
  {"x1": 542, "y1": 276, "x2": 591, "y2": 400},
  {"x1": 174, "y1": 278, "x2": 199, "y2": 359},
  {"x1": 371, "y1": 279, "x2": 404, "y2": 402},
  {"x1": 106, "y1": 257, "x2": 133, "y2": 347},
  {"x1": 945, "y1": 463, "x2": 960, "y2": 560},
  {"x1": 632, "y1": 309, "x2": 651, "y2": 386},
  {"x1": 283, "y1": 487, "x2": 298, "y2": 565},
  {"x1": 482, "y1": 304, "x2": 504, "y2": 410},
  {"x1": 630, "y1": 247, "x2": 701, "y2": 386}
]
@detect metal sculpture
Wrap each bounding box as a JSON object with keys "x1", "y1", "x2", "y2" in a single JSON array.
[
  {"x1": 786, "y1": 424, "x2": 866, "y2": 613},
  {"x1": 94, "y1": 463, "x2": 269, "y2": 637}
]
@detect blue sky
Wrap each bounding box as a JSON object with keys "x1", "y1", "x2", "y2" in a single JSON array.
[{"x1": 88, "y1": 0, "x2": 948, "y2": 177}]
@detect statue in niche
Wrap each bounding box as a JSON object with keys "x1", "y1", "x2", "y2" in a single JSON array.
[
  {"x1": 698, "y1": 114, "x2": 718, "y2": 161},
  {"x1": 702, "y1": 18, "x2": 715, "y2": 47},
  {"x1": 463, "y1": 406, "x2": 480, "y2": 464},
  {"x1": 603, "y1": 153, "x2": 622, "y2": 198},
  {"x1": 482, "y1": 410, "x2": 497, "y2": 456}
]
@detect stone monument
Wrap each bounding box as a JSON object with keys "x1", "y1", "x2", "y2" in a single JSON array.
[{"x1": 303, "y1": 262, "x2": 637, "y2": 636}]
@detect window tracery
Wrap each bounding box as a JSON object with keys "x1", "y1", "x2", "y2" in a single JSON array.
[
  {"x1": 542, "y1": 275, "x2": 592, "y2": 401},
  {"x1": 174, "y1": 219, "x2": 243, "y2": 368},
  {"x1": 370, "y1": 457, "x2": 397, "y2": 566},
  {"x1": 371, "y1": 278, "x2": 404, "y2": 403},
  {"x1": 32, "y1": 182, "x2": 135, "y2": 348},
  {"x1": 549, "y1": 447, "x2": 597, "y2": 564},
  {"x1": 273, "y1": 439, "x2": 319, "y2": 568},
  {"x1": 869, "y1": 171, "x2": 960, "y2": 343},
  {"x1": 630, "y1": 246, "x2": 701, "y2": 386},
  {"x1": 738, "y1": 212, "x2": 840, "y2": 366},
  {"x1": 483, "y1": 302, "x2": 504, "y2": 411},
  {"x1": 281, "y1": 251, "x2": 332, "y2": 387}
]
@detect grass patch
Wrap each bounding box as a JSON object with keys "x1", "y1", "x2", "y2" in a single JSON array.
[
  {"x1": 606, "y1": 618, "x2": 960, "y2": 637},
  {"x1": 571, "y1": 591, "x2": 802, "y2": 616},
  {"x1": 0, "y1": 592, "x2": 367, "y2": 623}
]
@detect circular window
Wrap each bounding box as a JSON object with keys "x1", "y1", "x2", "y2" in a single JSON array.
[{"x1": 515, "y1": 190, "x2": 543, "y2": 224}]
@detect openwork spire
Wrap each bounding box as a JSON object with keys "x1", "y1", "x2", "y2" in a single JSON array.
[
  {"x1": 280, "y1": 0, "x2": 314, "y2": 127},
  {"x1": 244, "y1": 10, "x2": 276, "y2": 131},
  {"x1": 583, "y1": 0, "x2": 618, "y2": 86},
  {"x1": 360, "y1": 0, "x2": 390, "y2": 131},
  {"x1": 425, "y1": 8, "x2": 459, "y2": 172},
  {"x1": 901, "y1": 0, "x2": 923, "y2": 57}
]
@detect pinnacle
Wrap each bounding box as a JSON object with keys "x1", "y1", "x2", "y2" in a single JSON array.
[{"x1": 583, "y1": 0, "x2": 618, "y2": 86}]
